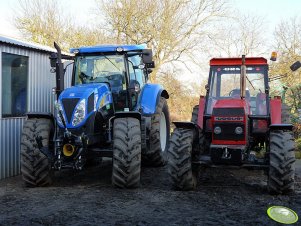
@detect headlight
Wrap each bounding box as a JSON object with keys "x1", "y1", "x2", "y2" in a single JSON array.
[
  {"x1": 235, "y1": 126, "x2": 243, "y2": 134},
  {"x1": 55, "y1": 101, "x2": 65, "y2": 127},
  {"x1": 214, "y1": 126, "x2": 221, "y2": 134},
  {"x1": 72, "y1": 99, "x2": 86, "y2": 127}
]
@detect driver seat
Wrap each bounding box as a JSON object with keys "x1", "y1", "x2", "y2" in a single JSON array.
[
  {"x1": 109, "y1": 74, "x2": 123, "y2": 93},
  {"x1": 230, "y1": 89, "x2": 251, "y2": 100}
]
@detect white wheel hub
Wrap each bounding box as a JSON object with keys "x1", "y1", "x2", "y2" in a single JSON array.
[{"x1": 159, "y1": 111, "x2": 167, "y2": 152}]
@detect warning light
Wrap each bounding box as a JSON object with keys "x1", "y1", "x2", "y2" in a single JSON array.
[{"x1": 270, "y1": 52, "x2": 277, "y2": 61}]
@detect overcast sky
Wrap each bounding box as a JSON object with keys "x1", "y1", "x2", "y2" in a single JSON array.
[
  {"x1": 0, "y1": 0, "x2": 300, "y2": 84},
  {"x1": 1, "y1": 0, "x2": 301, "y2": 39}
]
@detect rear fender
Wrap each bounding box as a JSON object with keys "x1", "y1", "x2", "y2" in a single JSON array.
[
  {"x1": 173, "y1": 121, "x2": 199, "y2": 142},
  {"x1": 198, "y1": 96, "x2": 205, "y2": 129},
  {"x1": 270, "y1": 97, "x2": 281, "y2": 124},
  {"x1": 138, "y1": 84, "x2": 169, "y2": 116}
]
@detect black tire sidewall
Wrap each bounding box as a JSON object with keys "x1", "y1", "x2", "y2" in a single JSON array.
[{"x1": 161, "y1": 99, "x2": 170, "y2": 155}]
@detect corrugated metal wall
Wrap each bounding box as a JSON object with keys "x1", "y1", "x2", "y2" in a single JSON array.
[
  {"x1": 0, "y1": 118, "x2": 25, "y2": 179},
  {"x1": 0, "y1": 44, "x2": 72, "y2": 179}
]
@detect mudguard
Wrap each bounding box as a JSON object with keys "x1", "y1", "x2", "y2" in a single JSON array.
[
  {"x1": 270, "y1": 124, "x2": 293, "y2": 131},
  {"x1": 27, "y1": 112, "x2": 54, "y2": 122},
  {"x1": 114, "y1": 112, "x2": 141, "y2": 121},
  {"x1": 138, "y1": 84, "x2": 169, "y2": 115},
  {"x1": 173, "y1": 121, "x2": 200, "y2": 142}
]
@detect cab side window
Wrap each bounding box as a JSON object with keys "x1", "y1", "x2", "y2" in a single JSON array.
[{"x1": 128, "y1": 55, "x2": 145, "y2": 88}]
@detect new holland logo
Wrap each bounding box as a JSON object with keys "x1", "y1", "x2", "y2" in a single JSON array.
[{"x1": 214, "y1": 116, "x2": 244, "y2": 121}]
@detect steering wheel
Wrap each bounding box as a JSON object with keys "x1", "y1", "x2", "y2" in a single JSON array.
[
  {"x1": 79, "y1": 72, "x2": 92, "y2": 83},
  {"x1": 229, "y1": 89, "x2": 240, "y2": 97},
  {"x1": 93, "y1": 70, "x2": 110, "y2": 79}
]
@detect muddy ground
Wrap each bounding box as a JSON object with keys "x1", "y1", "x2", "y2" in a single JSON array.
[{"x1": 0, "y1": 160, "x2": 300, "y2": 226}]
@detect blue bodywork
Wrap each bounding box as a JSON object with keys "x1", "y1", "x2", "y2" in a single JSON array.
[
  {"x1": 138, "y1": 84, "x2": 167, "y2": 115},
  {"x1": 57, "y1": 44, "x2": 168, "y2": 129},
  {"x1": 70, "y1": 44, "x2": 147, "y2": 54},
  {"x1": 58, "y1": 83, "x2": 112, "y2": 128}
]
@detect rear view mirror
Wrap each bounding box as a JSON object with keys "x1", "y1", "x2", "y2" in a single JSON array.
[
  {"x1": 142, "y1": 49, "x2": 155, "y2": 68},
  {"x1": 290, "y1": 61, "x2": 301, "y2": 72}
]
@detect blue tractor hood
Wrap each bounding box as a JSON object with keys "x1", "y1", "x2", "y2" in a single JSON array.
[{"x1": 57, "y1": 83, "x2": 112, "y2": 128}]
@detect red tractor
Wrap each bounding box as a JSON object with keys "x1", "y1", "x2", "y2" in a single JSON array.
[{"x1": 168, "y1": 55, "x2": 298, "y2": 194}]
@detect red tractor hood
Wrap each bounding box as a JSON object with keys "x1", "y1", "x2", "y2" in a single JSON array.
[{"x1": 213, "y1": 99, "x2": 249, "y2": 113}]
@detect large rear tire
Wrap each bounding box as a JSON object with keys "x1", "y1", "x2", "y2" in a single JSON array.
[
  {"x1": 268, "y1": 130, "x2": 295, "y2": 194},
  {"x1": 20, "y1": 118, "x2": 53, "y2": 187},
  {"x1": 112, "y1": 118, "x2": 141, "y2": 188},
  {"x1": 168, "y1": 128, "x2": 197, "y2": 190},
  {"x1": 142, "y1": 97, "x2": 170, "y2": 166}
]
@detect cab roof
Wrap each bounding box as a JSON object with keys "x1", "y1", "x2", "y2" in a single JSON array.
[
  {"x1": 70, "y1": 44, "x2": 147, "y2": 54},
  {"x1": 210, "y1": 57, "x2": 267, "y2": 66}
]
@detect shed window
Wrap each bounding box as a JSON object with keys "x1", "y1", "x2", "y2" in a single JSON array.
[{"x1": 2, "y1": 53, "x2": 28, "y2": 117}]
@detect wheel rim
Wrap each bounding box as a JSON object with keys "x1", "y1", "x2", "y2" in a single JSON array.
[{"x1": 160, "y1": 111, "x2": 167, "y2": 152}]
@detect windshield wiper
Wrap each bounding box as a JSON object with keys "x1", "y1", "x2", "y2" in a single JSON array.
[
  {"x1": 246, "y1": 75, "x2": 255, "y2": 90},
  {"x1": 100, "y1": 53, "x2": 120, "y2": 71}
]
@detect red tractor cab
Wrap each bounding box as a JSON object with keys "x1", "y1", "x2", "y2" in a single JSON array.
[{"x1": 168, "y1": 56, "x2": 296, "y2": 195}]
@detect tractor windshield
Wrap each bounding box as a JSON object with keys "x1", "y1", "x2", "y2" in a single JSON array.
[
  {"x1": 206, "y1": 65, "x2": 268, "y2": 115},
  {"x1": 74, "y1": 55, "x2": 126, "y2": 86}
]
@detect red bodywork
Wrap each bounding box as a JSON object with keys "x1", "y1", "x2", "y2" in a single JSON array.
[
  {"x1": 198, "y1": 57, "x2": 283, "y2": 146},
  {"x1": 270, "y1": 97, "x2": 282, "y2": 124},
  {"x1": 210, "y1": 57, "x2": 267, "y2": 66},
  {"x1": 211, "y1": 99, "x2": 249, "y2": 145},
  {"x1": 197, "y1": 96, "x2": 205, "y2": 129}
]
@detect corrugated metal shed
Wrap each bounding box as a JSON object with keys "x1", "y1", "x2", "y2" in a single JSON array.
[
  {"x1": 0, "y1": 35, "x2": 72, "y2": 179},
  {"x1": 0, "y1": 36, "x2": 70, "y2": 55}
]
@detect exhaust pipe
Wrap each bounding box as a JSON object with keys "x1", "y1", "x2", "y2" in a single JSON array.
[
  {"x1": 240, "y1": 55, "x2": 246, "y2": 99},
  {"x1": 63, "y1": 144, "x2": 75, "y2": 157},
  {"x1": 54, "y1": 42, "x2": 65, "y2": 97}
]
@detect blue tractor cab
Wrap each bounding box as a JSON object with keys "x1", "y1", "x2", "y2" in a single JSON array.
[{"x1": 20, "y1": 43, "x2": 170, "y2": 188}]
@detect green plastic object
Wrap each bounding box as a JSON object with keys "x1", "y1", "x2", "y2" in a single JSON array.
[{"x1": 267, "y1": 206, "x2": 298, "y2": 224}]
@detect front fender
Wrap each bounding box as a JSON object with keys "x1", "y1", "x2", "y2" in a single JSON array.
[
  {"x1": 26, "y1": 112, "x2": 54, "y2": 124},
  {"x1": 138, "y1": 84, "x2": 169, "y2": 115}
]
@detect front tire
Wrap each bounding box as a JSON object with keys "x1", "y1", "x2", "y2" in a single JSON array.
[
  {"x1": 20, "y1": 118, "x2": 53, "y2": 187},
  {"x1": 112, "y1": 118, "x2": 141, "y2": 188},
  {"x1": 168, "y1": 128, "x2": 197, "y2": 190},
  {"x1": 142, "y1": 97, "x2": 170, "y2": 166},
  {"x1": 268, "y1": 130, "x2": 295, "y2": 194}
]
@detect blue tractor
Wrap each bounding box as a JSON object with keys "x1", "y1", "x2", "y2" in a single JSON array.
[{"x1": 20, "y1": 43, "x2": 170, "y2": 188}]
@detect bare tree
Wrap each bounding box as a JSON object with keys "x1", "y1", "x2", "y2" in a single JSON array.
[
  {"x1": 207, "y1": 13, "x2": 268, "y2": 57},
  {"x1": 96, "y1": 0, "x2": 229, "y2": 81},
  {"x1": 157, "y1": 69, "x2": 200, "y2": 121},
  {"x1": 269, "y1": 16, "x2": 301, "y2": 115},
  {"x1": 14, "y1": 0, "x2": 107, "y2": 50}
]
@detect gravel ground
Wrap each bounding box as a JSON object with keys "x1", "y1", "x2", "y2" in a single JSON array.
[{"x1": 0, "y1": 159, "x2": 300, "y2": 226}]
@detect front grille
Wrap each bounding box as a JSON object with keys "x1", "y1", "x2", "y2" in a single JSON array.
[
  {"x1": 213, "y1": 122, "x2": 245, "y2": 141},
  {"x1": 212, "y1": 108, "x2": 244, "y2": 116},
  {"x1": 62, "y1": 98, "x2": 80, "y2": 123}
]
